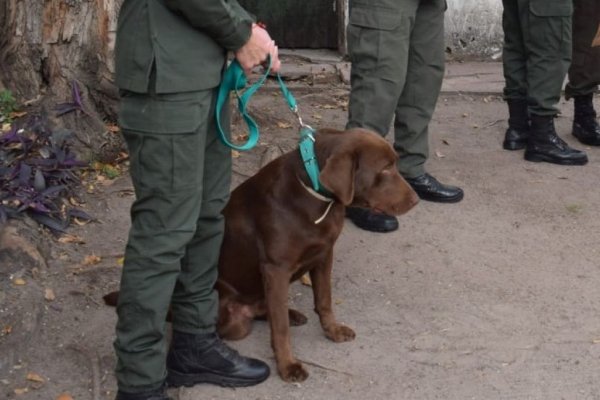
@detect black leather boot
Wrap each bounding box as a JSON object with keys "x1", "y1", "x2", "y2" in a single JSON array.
[
  {"x1": 345, "y1": 207, "x2": 399, "y2": 233},
  {"x1": 524, "y1": 115, "x2": 588, "y2": 165},
  {"x1": 405, "y1": 173, "x2": 464, "y2": 203},
  {"x1": 572, "y1": 93, "x2": 600, "y2": 145},
  {"x1": 503, "y1": 99, "x2": 530, "y2": 150},
  {"x1": 166, "y1": 331, "x2": 270, "y2": 388}
]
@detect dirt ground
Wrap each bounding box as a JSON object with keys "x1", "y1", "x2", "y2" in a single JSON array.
[{"x1": 2, "y1": 60, "x2": 600, "y2": 400}]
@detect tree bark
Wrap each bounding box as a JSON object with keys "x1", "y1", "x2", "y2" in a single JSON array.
[{"x1": 0, "y1": 0, "x2": 123, "y2": 154}]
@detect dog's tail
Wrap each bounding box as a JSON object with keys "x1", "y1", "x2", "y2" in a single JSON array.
[{"x1": 103, "y1": 291, "x2": 119, "y2": 307}]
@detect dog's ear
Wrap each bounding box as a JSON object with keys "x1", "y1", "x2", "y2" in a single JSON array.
[{"x1": 319, "y1": 151, "x2": 355, "y2": 205}]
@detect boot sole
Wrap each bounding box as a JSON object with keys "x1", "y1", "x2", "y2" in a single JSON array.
[
  {"x1": 167, "y1": 369, "x2": 269, "y2": 388},
  {"x1": 524, "y1": 152, "x2": 588, "y2": 166},
  {"x1": 416, "y1": 191, "x2": 464, "y2": 203}
]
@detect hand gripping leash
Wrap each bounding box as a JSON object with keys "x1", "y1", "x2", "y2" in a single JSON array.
[{"x1": 216, "y1": 56, "x2": 322, "y2": 192}]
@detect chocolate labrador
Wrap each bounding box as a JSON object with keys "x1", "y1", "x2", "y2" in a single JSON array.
[{"x1": 105, "y1": 128, "x2": 418, "y2": 382}]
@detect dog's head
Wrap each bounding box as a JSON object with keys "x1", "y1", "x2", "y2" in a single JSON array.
[{"x1": 317, "y1": 128, "x2": 419, "y2": 216}]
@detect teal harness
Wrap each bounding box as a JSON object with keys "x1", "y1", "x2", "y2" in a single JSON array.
[{"x1": 215, "y1": 59, "x2": 322, "y2": 193}]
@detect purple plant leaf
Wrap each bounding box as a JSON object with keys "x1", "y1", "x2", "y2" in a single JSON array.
[
  {"x1": 19, "y1": 163, "x2": 32, "y2": 186},
  {"x1": 28, "y1": 212, "x2": 67, "y2": 232},
  {"x1": 72, "y1": 81, "x2": 83, "y2": 109},
  {"x1": 33, "y1": 169, "x2": 46, "y2": 192},
  {"x1": 68, "y1": 208, "x2": 94, "y2": 221},
  {"x1": 55, "y1": 103, "x2": 79, "y2": 117},
  {"x1": 41, "y1": 185, "x2": 67, "y2": 197},
  {"x1": 28, "y1": 201, "x2": 52, "y2": 213}
]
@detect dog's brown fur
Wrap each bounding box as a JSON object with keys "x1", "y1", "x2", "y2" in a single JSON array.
[{"x1": 104, "y1": 128, "x2": 418, "y2": 382}]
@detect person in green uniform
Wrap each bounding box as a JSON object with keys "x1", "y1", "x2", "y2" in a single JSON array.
[
  {"x1": 112, "y1": 1, "x2": 281, "y2": 399},
  {"x1": 501, "y1": 0, "x2": 588, "y2": 166},
  {"x1": 344, "y1": 0, "x2": 464, "y2": 233},
  {"x1": 566, "y1": 0, "x2": 600, "y2": 145}
]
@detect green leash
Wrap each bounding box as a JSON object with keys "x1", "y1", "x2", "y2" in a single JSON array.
[{"x1": 216, "y1": 58, "x2": 323, "y2": 192}]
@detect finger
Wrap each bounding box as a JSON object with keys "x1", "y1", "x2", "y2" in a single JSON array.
[{"x1": 270, "y1": 46, "x2": 280, "y2": 73}]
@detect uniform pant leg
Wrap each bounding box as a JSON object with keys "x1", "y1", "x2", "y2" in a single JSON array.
[
  {"x1": 393, "y1": 0, "x2": 446, "y2": 178},
  {"x1": 502, "y1": 0, "x2": 529, "y2": 101},
  {"x1": 114, "y1": 89, "x2": 217, "y2": 393},
  {"x1": 170, "y1": 89, "x2": 231, "y2": 334},
  {"x1": 346, "y1": 1, "x2": 416, "y2": 137},
  {"x1": 524, "y1": 0, "x2": 573, "y2": 116},
  {"x1": 565, "y1": 0, "x2": 600, "y2": 98}
]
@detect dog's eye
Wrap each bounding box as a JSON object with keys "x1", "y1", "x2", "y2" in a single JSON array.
[{"x1": 380, "y1": 164, "x2": 394, "y2": 174}]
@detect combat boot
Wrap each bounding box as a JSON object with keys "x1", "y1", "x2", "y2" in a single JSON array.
[
  {"x1": 524, "y1": 115, "x2": 588, "y2": 165},
  {"x1": 503, "y1": 98, "x2": 530, "y2": 150},
  {"x1": 572, "y1": 93, "x2": 600, "y2": 145},
  {"x1": 166, "y1": 331, "x2": 270, "y2": 388}
]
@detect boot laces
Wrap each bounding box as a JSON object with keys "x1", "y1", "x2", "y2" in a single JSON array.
[{"x1": 213, "y1": 337, "x2": 246, "y2": 364}]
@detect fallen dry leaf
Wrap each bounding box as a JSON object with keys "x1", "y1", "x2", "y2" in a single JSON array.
[
  {"x1": 117, "y1": 256, "x2": 125, "y2": 267},
  {"x1": 56, "y1": 393, "x2": 74, "y2": 400},
  {"x1": 442, "y1": 139, "x2": 450, "y2": 145},
  {"x1": 107, "y1": 124, "x2": 120, "y2": 133},
  {"x1": 83, "y1": 255, "x2": 101, "y2": 266},
  {"x1": 26, "y1": 372, "x2": 45, "y2": 383},
  {"x1": 231, "y1": 150, "x2": 241, "y2": 159},
  {"x1": 14, "y1": 388, "x2": 28, "y2": 396},
  {"x1": 10, "y1": 111, "x2": 28, "y2": 119},
  {"x1": 13, "y1": 278, "x2": 26, "y2": 286},
  {"x1": 45, "y1": 288, "x2": 56, "y2": 302},
  {"x1": 2, "y1": 325, "x2": 12, "y2": 335},
  {"x1": 277, "y1": 121, "x2": 292, "y2": 129},
  {"x1": 435, "y1": 151, "x2": 446, "y2": 159},
  {"x1": 300, "y1": 274, "x2": 312, "y2": 287},
  {"x1": 73, "y1": 217, "x2": 91, "y2": 226},
  {"x1": 58, "y1": 234, "x2": 85, "y2": 244}
]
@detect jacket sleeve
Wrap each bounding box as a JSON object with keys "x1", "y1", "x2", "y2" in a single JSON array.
[{"x1": 164, "y1": 0, "x2": 254, "y2": 51}]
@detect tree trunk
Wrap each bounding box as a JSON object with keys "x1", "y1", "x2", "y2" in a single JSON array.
[{"x1": 0, "y1": 0, "x2": 123, "y2": 156}]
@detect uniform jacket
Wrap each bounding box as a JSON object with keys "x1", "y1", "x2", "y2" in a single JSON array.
[{"x1": 115, "y1": 0, "x2": 253, "y2": 94}]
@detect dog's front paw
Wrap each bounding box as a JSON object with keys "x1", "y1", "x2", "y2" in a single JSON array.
[
  {"x1": 279, "y1": 361, "x2": 309, "y2": 382},
  {"x1": 325, "y1": 324, "x2": 356, "y2": 342}
]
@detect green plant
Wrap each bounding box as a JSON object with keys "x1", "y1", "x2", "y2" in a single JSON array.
[{"x1": 0, "y1": 90, "x2": 17, "y2": 121}]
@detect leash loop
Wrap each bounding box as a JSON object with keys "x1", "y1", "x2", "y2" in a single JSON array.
[{"x1": 216, "y1": 55, "x2": 322, "y2": 192}]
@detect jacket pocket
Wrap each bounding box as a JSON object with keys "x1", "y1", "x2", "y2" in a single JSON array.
[
  {"x1": 529, "y1": 1, "x2": 573, "y2": 17},
  {"x1": 349, "y1": 6, "x2": 401, "y2": 31},
  {"x1": 119, "y1": 92, "x2": 204, "y2": 134}
]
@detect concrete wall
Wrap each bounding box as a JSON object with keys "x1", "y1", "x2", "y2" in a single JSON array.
[{"x1": 445, "y1": 0, "x2": 503, "y2": 59}]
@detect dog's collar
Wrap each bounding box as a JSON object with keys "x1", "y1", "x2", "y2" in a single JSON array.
[
  {"x1": 298, "y1": 127, "x2": 322, "y2": 192},
  {"x1": 297, "y1": 176, "x2": 335, "y2": 224}
]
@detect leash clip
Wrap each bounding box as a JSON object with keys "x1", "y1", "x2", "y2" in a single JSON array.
[{"x1": 293, "y1": 105, "x2": 313, "y2": 131}]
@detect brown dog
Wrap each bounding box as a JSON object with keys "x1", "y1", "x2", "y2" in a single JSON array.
[
  {"x1": 105, "y1": 128, "x2": 418, "y2": 382},
  {"x1": 214, "y1": 127, "x2": 417, "y2": 381}
]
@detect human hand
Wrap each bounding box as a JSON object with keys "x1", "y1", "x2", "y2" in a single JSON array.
[{"x1": 234, "y1": 24, "x2": 281, "y2": 75}]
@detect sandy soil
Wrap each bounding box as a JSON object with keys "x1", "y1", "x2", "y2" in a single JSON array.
[{"x1": 2, "y1": 65, "x2": 600, "y2": 400}]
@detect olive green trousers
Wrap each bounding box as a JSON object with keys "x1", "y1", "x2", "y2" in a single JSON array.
[
  {"x1": 566, "y1": 0, "x2": 600, "y2": 98},
  {"x1": 346, "y1": 0, "x2": 446, "y2": 178},
  {"x1": 114, "y1": 88, "x2": 231, "y2": 392},
  {"x1": 502, "y1": 0, "x2": 573, "y2": 115}
]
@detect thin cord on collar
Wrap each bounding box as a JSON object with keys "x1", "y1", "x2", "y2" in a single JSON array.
[{"x1": 297, "y1": 176, "x2": 335, "y2": 224}]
